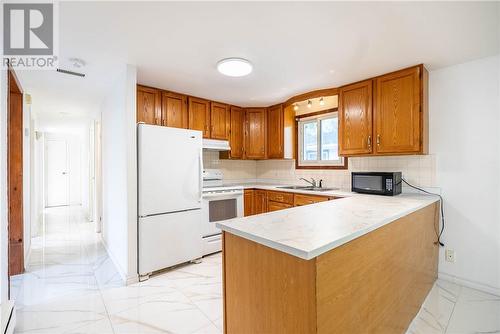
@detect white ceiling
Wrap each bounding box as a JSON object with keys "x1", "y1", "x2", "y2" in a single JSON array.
[{"x1": 17, "y1": 1, "x2": 499, "y2": 116}]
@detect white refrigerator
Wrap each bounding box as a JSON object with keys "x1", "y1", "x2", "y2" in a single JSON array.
[{"x1": 137, "y1": 124, "x2": 203, "y2": 277}]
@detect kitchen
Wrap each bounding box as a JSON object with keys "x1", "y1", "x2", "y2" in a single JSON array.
[{"x1": 3, "y1": 2, "x2": 498, "y2": 334}]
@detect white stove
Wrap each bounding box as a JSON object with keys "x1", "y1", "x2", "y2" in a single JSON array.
[{"x1": 201, "y1": 169, "x2": 243, "y2": 256}]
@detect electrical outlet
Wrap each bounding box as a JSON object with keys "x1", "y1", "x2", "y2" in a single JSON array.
[{"x1": 445, "y1": 249, "x2": 455, "y2": 263}]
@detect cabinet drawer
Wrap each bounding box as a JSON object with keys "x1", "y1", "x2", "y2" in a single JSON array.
[
  {"x1": 267, "y1": 191, "x2": 294, "y2": 205},
  {"x1": 267, "y1": 201, "x2": 293, "y2": 212},
  {"x1": 294, "y1": 194, "x2": 329, "y2": 207}
]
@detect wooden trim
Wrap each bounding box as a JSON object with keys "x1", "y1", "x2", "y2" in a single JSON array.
[
  {"x1": 294, "y1": 110, "x2": 348, "y2": 170},
  {"x1": 295, "y1": 108, "x2": 338, "y2": 120},
  {"x1": 284, "y1": 87, "x2": 339, "y2": 108},
  {"x1": 8, "y1": 65, "x2": 23, "y2": 94}
]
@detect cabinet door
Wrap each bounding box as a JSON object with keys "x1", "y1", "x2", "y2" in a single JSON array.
[
  {"x1": 162, "y1": 91, "x2": 188, "y2": 128},
  {"x1": 229, "y1": 106, "x2": 245, "y2": 159},
  {"x1": 267, "y1": 201, "x2": 292, "y2": 212},
  {"x1": 294, "y1": 194, "x2": 329, "y2": 207},
  {"x1": 137, "y1": 86, "x2": 161, "y2": 125},
  {"x1": 267, "y1": 104, "x2": 284, "y2": 159},
  {"x1": 253, "y1": 190, "x2": 267, "y2": 214},
  {"x1": 374, "y1": 66, "x2": 421, "y2": 154},
  {"x1": 244, "y1": 189, "x2": 254, "y2": 216},
  {"x1": 210, "y1": 102, "x2": 230, "y2": 140},
  {"x1": 188, "y1": 97, "x2": 211, "y2": 138},
  {"x1": 245, "y1": 108, "x2": 267, "y2": 159},
  {"x1": 339, "y1": 80, "x2": 373, "y2": 155}
]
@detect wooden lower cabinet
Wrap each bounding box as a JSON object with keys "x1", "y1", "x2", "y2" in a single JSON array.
[
  {"x1": 223, "y1": 202, "x2": 439, "y2": 334},
  {"x1": 244, "y1": 190, "x2": 254, "y2": 217},
  {"x1": 253, "y1": 190, "x2": 268, "y2": 214},
  {"x1": 294, "y1": 194, "x2": 330, "y2": 207},
  {"x1": 244, "y1": 189, "x2": 333, "y2": 216},
  {"x1": 268, "y1": 201, "x2": 293, "y2": 212}
]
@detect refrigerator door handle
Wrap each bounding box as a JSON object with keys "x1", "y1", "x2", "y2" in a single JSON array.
[{"x1": 199, "y1": 148, "x2": 203, "y2": 202}]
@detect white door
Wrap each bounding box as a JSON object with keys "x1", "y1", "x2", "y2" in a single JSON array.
[
  {"x1": 46, "y1": 139, "x2": 69, "y2": 207},
  {"x1": 138, "y1": 125, "x2": 203, "y2": 216}
]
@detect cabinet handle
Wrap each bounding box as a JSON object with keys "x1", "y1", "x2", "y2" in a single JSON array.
[
  {"x1": 376, "y1": 134, "x2": 381, "y2": 146},
  {"x1": 367, "y1": 135, "x2": 372, "y2": 148}
]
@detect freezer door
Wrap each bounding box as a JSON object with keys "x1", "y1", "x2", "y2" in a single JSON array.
[
  {"x1": 138, "y1": 209, "x2": 202, "y2": 275},
  {"x1": 138, "y1": 124, "x2": 203, "y2": 216}
]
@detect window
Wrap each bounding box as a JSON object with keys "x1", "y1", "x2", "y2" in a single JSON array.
[{"x1": 297, "y1": 112, "x2": 346, "y2": 168}]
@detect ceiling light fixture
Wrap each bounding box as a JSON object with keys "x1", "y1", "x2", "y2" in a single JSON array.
[
  {"x1": 293, "y1": 104, "x2": 299, "y2": 111},
  {"x1": 319, "y1": 97, "x2": 325, "y2": 106},
  {"x1": 217, "y1": 58, "x2": 253, "y2": 77},
  {"x1": 307, "y1": 100, "x2": 312, "y2": 108}
]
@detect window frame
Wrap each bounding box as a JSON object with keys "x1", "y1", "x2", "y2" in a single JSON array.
[{"x1": 295, "y1": 108, "x2": 348, "y2": 170}]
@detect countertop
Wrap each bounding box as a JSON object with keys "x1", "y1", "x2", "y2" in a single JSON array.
[{"x1": 216, "y1": 184, "x2": 439, "y2": 260}]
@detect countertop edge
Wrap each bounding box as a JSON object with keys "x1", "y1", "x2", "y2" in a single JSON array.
[{"x1": 217, "y1": 197, "x2": 439, "y2": 260}]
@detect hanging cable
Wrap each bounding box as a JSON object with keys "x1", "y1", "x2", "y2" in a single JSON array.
[{"x1": 401, "y1": 178, "x2": 445, "y2": 247}]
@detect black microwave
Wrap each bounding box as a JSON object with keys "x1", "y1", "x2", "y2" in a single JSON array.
[{"x1": 351, "y1": 172, "x2": 402, "y2": 196}]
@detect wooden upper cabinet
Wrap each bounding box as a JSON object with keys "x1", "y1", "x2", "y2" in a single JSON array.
[
  {"x1": 188, "y1": 97, "x2": 211, "y2": 138},
  {"x1": 339, "y1": 80, "x2": 373, "y2": 156},
  {"x1": 137, "y1": 86, "x2": 161, "y2": 125},
  {"x1": 374, "y1": 66, "x2": 423, "y2": 154},
  {"x1": 267, "y1": 104, "x2": 284, "y2": 159},
  {"x1": 162, "y1": 91, "x2": 188, "y2": 129},
  {"x1": 229, "y1": 106, "x2": 245, "y2": 159},
  {"x1": 245, "y1": 108, "x2": 267, "y2": 159},
  {"x1": 210, "y1": 102, "x2": 230, "y2": 140}
]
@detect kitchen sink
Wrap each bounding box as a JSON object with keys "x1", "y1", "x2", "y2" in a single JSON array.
[{"x1": 277, "y1": 186, "x2": 339, "y2": 192}]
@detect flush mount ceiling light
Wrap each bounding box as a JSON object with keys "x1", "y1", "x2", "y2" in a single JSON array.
[{"x1": 217, "y1": 58, "x2": 253, "y2": 77}]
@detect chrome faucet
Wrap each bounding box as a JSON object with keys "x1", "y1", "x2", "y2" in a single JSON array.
[{"x1": 300, "y1": 178, "x2": 317, "y2": 187}]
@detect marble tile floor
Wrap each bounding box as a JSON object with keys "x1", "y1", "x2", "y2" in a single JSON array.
[{"x1": 10, "y1": 206, "x2": 499, "y2": 333}]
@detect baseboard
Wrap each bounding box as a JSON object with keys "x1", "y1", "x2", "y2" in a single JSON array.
[
  {"x1": 98, "y1": 235, "x2": 139, "y2": 285},
  {"x1": 438, "y1": 271, "x2": 500, "y2": 297}
]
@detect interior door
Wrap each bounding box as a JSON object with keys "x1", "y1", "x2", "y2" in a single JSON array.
[{"x1": 46, "y1": 139, "x2": 69, "y2": 207}]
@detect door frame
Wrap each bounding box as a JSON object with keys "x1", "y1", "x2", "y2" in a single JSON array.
[{"x1": 7, "y1": 66, "x2": 24, "y2": 277}]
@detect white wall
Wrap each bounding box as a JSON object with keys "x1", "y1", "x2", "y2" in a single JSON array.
[
  {"x1": 100, "y1": 64, "x2": 137, "y2": 284},
  {"x1": 23, "y1": 98, "x2": 31, "y2": 264},
  {"x1": 429, "y1": 55, "x2": 500, "y2": 294}
]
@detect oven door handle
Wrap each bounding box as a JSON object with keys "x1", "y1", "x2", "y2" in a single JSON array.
[{"x1": 202, "y1": 191, "x2": 243, "y2": 199}]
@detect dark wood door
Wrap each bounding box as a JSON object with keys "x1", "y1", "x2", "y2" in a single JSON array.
[
  {"x1": 210, "y1": 102, "x2": 229, "y2": 140},
  {"x1": 244, "y1": 189, "x2": 254, "y2": 216},
  {"x1": 229, "y1": 106, "x2": 244, "y2": 159},
  {"x1": 374, "y1": 66, "x2": 421, "y2": 154},
  {"x1": 137, "y1": 86, "x2": 161, "y2": 125},
  {"x1": 245, "y1": 108, "x2": 267, "y2": 159},
  {"x1": 162, "y1": 91, "x2": 188, "y2": 128},
  {"x1": 8, "y1": 69, "x2": 24, "y2": 276},
  {"x1": 188, "y1": 97, "x2": 211, "y2": 138},
  {"x1": 339, "y1": 80, "x2": 373, "y2": 156},
  {"x1": 267, "y1": 104, "x2": 284, "y2": 159},
  {"x1": 254, "y1": 190, "x2": 267, "y2": 214}
]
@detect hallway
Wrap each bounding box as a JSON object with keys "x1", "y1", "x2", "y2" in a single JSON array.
[{"x1": 10, "y1": 206, "x2": 223, "y2": 333}]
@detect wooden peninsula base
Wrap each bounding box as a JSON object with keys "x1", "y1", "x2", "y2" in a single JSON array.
[{"x1": 222, "y1": 202, "x2": 439, "y2": 334}]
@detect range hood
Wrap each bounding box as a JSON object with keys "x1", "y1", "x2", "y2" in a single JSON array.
[{"x1": 203, "y1": 139, "x2": 231, "y2": 151}]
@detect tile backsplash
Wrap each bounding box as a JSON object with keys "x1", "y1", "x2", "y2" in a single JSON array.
[{"x1": 204, "y1": 150, "x2": 437, "y2": 190}]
